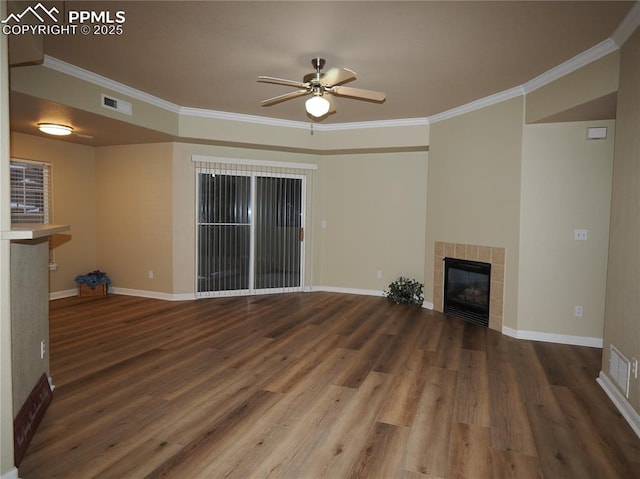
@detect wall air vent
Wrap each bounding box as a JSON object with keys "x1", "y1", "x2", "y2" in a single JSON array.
[
  {"x1": 101, "y1": 94, "x2": 132, "y2": 116},
  {"x1": 609, "y1": 345, "x2": 631, "y2": 398}
]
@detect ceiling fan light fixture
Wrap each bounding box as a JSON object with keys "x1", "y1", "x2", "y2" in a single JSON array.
[
  {"x1": 37, "y1": 123, "x2": 73, "y2": 136},
  {"x1": 305, "y1": 95, "x2": 330, "y2": 117}
]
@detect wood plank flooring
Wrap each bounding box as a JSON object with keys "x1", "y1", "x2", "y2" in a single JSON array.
[{"x1": 18, "y1": 292, "x2": 640, "y2": 478}]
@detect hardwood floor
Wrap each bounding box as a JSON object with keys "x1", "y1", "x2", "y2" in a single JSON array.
[{"x1": 18, "y1": 292, "x2": 640, "y2": 478}]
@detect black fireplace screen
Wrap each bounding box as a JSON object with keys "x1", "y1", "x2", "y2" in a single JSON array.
[{"x1": 443, "y1": 257, "x2": 491, "y2": 327}]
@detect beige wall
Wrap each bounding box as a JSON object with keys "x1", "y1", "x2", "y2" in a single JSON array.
[
  {"x1": 129, "y1": 141, "x2": 429, "y2": 296},
  {"x1": 316, "y1": 151, "x2": 428, "y2": 290},
  {"x1": 603, "y1": 26, "x2": 640, "y2": 414},
  {"x1": 519, "y1": 121, "x2": 614, "y2": 338},
  {"x1": 1, "y1": 0, "x2": 16, "y2": 471},
  {"x1": 11, "y1": 65, "x2": 179, "y2": 135},
  {"x1": 425, "y1": 97, "x2": 524, "y2": 328},
  {"x1": 94, "y1": 143, "x2": 174, "y2": 293},
  {"x1": 10, "y1": 132, "x2": 96, "y2": 292}
]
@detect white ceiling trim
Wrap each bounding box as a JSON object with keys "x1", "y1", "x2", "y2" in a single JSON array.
[
  {"x1": 521, "y1": 39, "x2": 619, "y2": 95},
  {"x1": 428, "y1": 86, "x2": 525, "y2": 124},
  {"x1": 42, "y1": 26, "x2": 625, "y2": 133},
  {"x1": 612, "y1": 1, "x2": 640, "y2": 47},
  {"x1": 43, "y1": 55, "x2": 181, "y2": 113}
]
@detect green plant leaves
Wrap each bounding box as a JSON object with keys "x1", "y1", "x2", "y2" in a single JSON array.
[{"x1": 384, "y1": 276, "x2": 424, "y2": 306}]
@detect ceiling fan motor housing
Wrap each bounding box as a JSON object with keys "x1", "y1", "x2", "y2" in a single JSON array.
[
  {"x1": 311, "y1": 57, "x2": 326, "y2": 71},
  {"x1": 257, "y1": 57, "x2": 385, "y2": 116}
]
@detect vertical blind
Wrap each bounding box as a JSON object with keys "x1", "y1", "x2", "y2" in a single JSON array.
[
  {"x1": 10, "y1": 158, "x2": 51, "y2": 224},
  {"x1": 194, "y1": 158, "x2": 315, "y2": 297}
]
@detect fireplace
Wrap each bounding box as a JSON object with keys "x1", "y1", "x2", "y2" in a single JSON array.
[{"x1": 443, "y1": 257, "x2": 491, "y2": 327}]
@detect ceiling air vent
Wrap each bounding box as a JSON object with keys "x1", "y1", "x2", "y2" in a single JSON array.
[{"x1": 101, "y1": 94, "x2": 132, "y2": 116}]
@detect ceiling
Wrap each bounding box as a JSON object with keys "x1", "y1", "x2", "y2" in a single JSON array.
[{"x1": 7, "y1": 1, "x2": 637, "y2": 146}]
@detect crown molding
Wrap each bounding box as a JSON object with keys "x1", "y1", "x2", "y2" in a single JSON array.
[
  {"x1": 42, "y1": 21, "x2": 628, "y2": 134},
  {"x1": 44, "y1": 55, "x2": 428, "y2": 132},
  {"x1": 427, "y1": 86, "x2": 524, "y2": 124},
  {"x1": 521, "y1": 39, "x2": 619, "y2": 95},
  {"x1": 612, "y1": 1, "x2": 640, "y2": 47},
  {"x1": 43, "y1": 55, "x2": 181, "y2": 113}
]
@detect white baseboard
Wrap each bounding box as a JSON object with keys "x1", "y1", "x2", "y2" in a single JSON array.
[
  {"x1": 502, "y1": 326, "x2": 603, "y2": 348},
  {"x1": 311, "y1": 286, "x2": 435, "y2": 309},
  {"x1": 49, "y1": 287, "x2": 196, "y2": 301},
  {"x1": 53, "y1": 285, "x2": 389, "y2": 302},
  {"x1": 311, "y1": 285, "x2": 385, "y2": 297},
  {"x1": 597, "y1": 371, "x2": 640, "y2": 439},
  {"x1": 110, "y1": 287, "x2": 196, "y2": 301},
  {"x1": 49, "y1": 288, "x2": 77, "y2": 300},
  {"x1": 1, "y1": 467, "x2": 19, "y2": 479}
]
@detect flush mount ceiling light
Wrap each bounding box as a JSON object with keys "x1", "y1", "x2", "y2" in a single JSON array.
[
  {"x1": 305, "y1": 94, "x2": 331, "y2": 118},
  {"x1": 37, "y1": 123, "x2": 73, "y2": 136}
]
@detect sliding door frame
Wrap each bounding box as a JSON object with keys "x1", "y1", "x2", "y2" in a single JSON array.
[{"x1": 194, "y1": 160, "x2": 312, "y2": 298}]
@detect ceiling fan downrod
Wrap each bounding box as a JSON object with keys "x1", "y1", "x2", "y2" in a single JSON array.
[{"x1": 311, "y1": 57, "x2": 326, "y2": 73}]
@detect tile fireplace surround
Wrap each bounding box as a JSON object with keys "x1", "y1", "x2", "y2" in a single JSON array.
[{"x1": 433, "y1": 241, "x2": 505, "y2": 331}]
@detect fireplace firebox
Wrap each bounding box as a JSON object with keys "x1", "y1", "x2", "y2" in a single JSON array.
[{"x1": 443, "y1": 257, "x2": 491, "y2": 327}]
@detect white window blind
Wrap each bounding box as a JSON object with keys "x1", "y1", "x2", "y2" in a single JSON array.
[
  {"x1": 10, "y1": 158, "x2": 51, "y2": 224},
  {"x1": 193, "y1": 157, "x2": 316, "y2": 297}
]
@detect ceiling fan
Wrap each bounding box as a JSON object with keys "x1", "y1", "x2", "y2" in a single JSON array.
[{"x1": 257, "y1": 57, "x2": 386, "y2": 118}]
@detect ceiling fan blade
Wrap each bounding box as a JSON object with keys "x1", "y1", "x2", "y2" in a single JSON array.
[
  {"x1": 326, "y1": 94, "x2": 337, "y2": 114},
  {"x1": 257, "y1": 76, "x2": 307, "y2": 89},
  {"x1": 331, "y1": 85, "x2": 386, "y2": 102},
  {"x1": 321, "y1": 67, "x2": 357, "y2": 86},
  {"x1": 261, "y1": 89, "x2": 309, "y2": 106}
]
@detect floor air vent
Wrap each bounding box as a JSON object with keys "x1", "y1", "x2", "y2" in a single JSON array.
[{"x1": 609, "y1": 345, "x2": 630, "y2": 398}]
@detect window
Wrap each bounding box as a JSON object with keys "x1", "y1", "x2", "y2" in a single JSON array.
[
  {"x1": 193, "y1": 156, "x2": 316, "y2": 297},
  {"x1": 10, "y1": 158, "x2": 55, "y2": 265},
  {"x1": 10, "y1": 158, "x2": 51, "y2": 224}
]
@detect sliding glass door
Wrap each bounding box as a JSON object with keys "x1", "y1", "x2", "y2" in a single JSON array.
[{"x1": 196, "y1": 170, "x2": 305, "y2": 296}]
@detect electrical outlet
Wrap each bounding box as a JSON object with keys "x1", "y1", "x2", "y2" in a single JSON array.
[
  {"x1": 148, "y1": 270, "x2": 154, "y2": 279},
  {"x1": 574, "y1": 229, "x2": 588, "y2": 241},
  {"x1": 376, "y1": 270, "x2": 382, "y2": 279},
  {"x1": 40, "y1": 340, "x2": 45, "y2": 359},
  {"x1": 574, "y1": 306, "x2": 583, "y2": 317}
]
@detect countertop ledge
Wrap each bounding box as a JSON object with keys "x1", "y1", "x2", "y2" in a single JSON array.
[{"x1": 1, "y1": 224, "x2": 70, "y2": 240}]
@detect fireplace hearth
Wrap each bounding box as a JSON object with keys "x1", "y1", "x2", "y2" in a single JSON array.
[{"x1": 443, "y1": 257, "x2": 491, "y2": 327}]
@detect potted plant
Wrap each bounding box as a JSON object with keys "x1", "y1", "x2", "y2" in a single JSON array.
[
  {"x1": 385, "y1": 276, "x2": 424, "y2": 306},
  {"x1": 75, "y1": 270, "x2": 111, "y2": 296}
]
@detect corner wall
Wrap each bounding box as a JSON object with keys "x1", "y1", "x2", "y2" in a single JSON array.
[
  {"x1": 0, "y1": 0, "x2": 17, "y2": 473},
  {"x1": 94, "y1": 143, "x2": 174, "y2": 294},
  {"x1": 603, "y1": 25, "x2": 640, "y2": 419},
  {"x1": 315, "y1": 151, "x2": 428, "y2": 291},
  {"x1": 425, "y1": 97, "x2": 524, "y2": 329},
  {"x1": 519, "y1": 121, "x2": 614, "y2": 343},
  {"x1": 10, "y1": 132, "x2": 97, "y2": 292}
]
